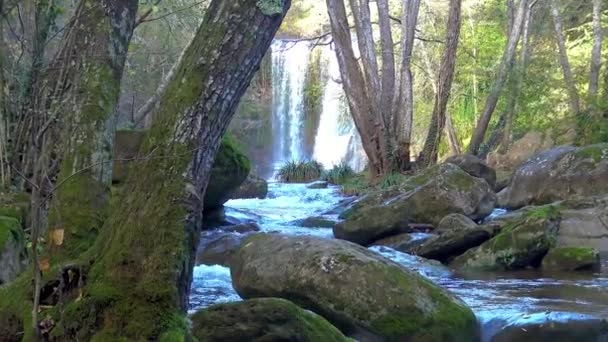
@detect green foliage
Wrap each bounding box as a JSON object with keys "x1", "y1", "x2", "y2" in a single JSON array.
[
  {"x1": 257, "y1": 0, "x2": 286, "y2": 16},
  {"x1": 322, "y1": 161, "x2": 354, "y2": 185},
  {"x1": 277, "y1": 160, "x2": 324, "y2": 183}
]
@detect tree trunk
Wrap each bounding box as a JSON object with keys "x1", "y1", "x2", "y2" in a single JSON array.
[
  {"x1": 418, "y1": 0, "x2": 462, "y2": 167},
  {"x1": 585, "y1": 0, "x2": 602, "y2": 143},
  {"x1": 49, "y1": 1, "x2": 289, "y2": 340},
  {"x1": 376, "y1": 0, "x2": 395, "y2": 126},
  {"x1": 468, "y1": 0, "x2": 528, "y2": 155},
  {"x1": 393, "y1": 0, "x2": 421, "y2": 169},
  {"x1": 0, "y1": 0, "x2": 8, "y2": 187},
  {"x1": 326, "y1": 0, "x2": 391, "y2": 179},
  {"x1": 549, "y1": 0, "x2": 580, "y2": 117}
]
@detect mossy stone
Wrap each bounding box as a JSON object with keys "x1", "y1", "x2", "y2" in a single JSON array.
[
  {"x1": 191, "y1": 298, "x2": 351, "y2": 341},
  {"x1": 541, "y1": 247, "x2": 601, "y2": 272}
]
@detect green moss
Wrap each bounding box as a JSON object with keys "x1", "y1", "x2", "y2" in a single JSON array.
[
  {"x1": 0, "y1": 216, "x2": 23, "y2": 249},
  {"x1": 574, "y1": 144, "x2": 608, "y2": 163},
  {"x1": 256, "y1": 0, "x2": 286, "y2": 15},
  {"x1": 542, "y1": 247, "x2": 600, "y2": 272}
]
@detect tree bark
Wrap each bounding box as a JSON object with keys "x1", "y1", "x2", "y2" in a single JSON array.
[
  {"x1": 468, "y1": 0, "x2": 528, "y2": 155},
  {"x1": 588, "y1": 0, "x2": 602, "y2": 117},
  {"x1": 326, "y1": 0, "x2": 391, "y2": 179},
  {"x1": 376, "y1": 0, "x2": 395, "y2": 126},
  {"x1": 549, "y1": 0, "x2": 580, "y2": 117},
  {"x1": 48, "y1": 1, "x2": 289, "y2": 340},
  {"x1": 418, "y1": 0, "x2": 462, "y2": 167},
  {"x1": 0, "y1": 0, "x2": 8, "y2": 187}
]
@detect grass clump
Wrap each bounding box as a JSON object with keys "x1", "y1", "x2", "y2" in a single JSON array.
[
  {"x1": 322, "y1": 161, "x2": 355, "y2": 185},
  {"x1": 277, "y1": 160, "x2": 324, "y2": 183}
]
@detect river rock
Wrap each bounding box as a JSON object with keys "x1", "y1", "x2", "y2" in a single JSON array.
[
  {"x1": 556, "y1": 195, "x2": 608, "y2": 252},
  {"x1": 490, "y1": 312, "x2": 608, "y2": 342},
  {"x1": 230, "y1": 173, "x2": 268, "y2": 199},
  {"x1": 0, "y1": 216, "x2": 27, "y2": 284},
  {"x1": 204, "y1": 137, "x2": 251, "y2": 211},
  {"x1": 191, "y1": 298, "x2": 351, "y2": 342},
  {"x1": 452, "y1": 206, "x2": 561, "y2": 271},
  {"x1": 223, "y1": 222, "x2": 261, "y2": 234},
  {"x1": 306, "y1": 180, "x2": 329, "y2": 189},
  {"x1": 231, "y1": 234, "x2": 479, "y2": 341},
  {"x1": 497, "y1": 144, "x2": 608, "y2": 209},
  {"x1": 335, "y1": 164, "x2": 496, "y2": 245},
  {"x1": 413, "y1": 227, "x2": 492, "y2": 263},
  {"x1": 371, "y1": 233, "x2": 433, "y2": 253},
  {"x1": 541, "y1": 247, "x2": 601, "y2": 272},
  {"x1": 436, "y1": 213, "x2": 478, "y2": 233},
  {"x1": 486, "y1": 131, "x2": 554, "y2": 171},
  {"x1": 445, "y1": 154, "x2": 497, "y2": 190},
  {"x1": 196, "y1": 232, "x2": 245, "y2": 267},
  {"x1": 289, "y1": 216, "x2": 336, "y2": 228}
]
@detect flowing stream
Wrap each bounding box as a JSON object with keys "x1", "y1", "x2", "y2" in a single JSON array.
[{"x1": 189, "y1": 183, "x2": 608, "y2": 341}]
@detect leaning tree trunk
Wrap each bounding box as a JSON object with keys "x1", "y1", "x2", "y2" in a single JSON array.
[
  {"x1": 49, "y1": 1, "x2": 290, "y2": 340},
  {"x1": 417, "y1": 0, "x2": 462, "y2": 167},
  {"x1": 468, "y1": 0, "x2": 528, "y2": 155}
]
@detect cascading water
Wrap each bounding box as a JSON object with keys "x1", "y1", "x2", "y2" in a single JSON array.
[
  {"x1": 271, "y1": 40, "x2": 311, "y2": 168},
  {"x1": 270, "y1": 40, "x2": 367, "y2": 172}
]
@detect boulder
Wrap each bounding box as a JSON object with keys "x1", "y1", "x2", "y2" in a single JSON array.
[
  {"x1": 196, "y1": 232, "x2": 245, "y2": 268},
  {"x1": 204, "y1": 137, "x2": 251, "y2": 211},
  {"x1": 191, "y1": 298, "x2": 350, "y2": 342},
  {"x1": 541, "y1": 247, "x2": 601, "y2": 272},
  {"x1": 490, "y1": 313, "x2": 608, "y2": 342},
  {"x1": 413, "y1": 227, "x2": 492, "y2": 263},
  {"x1": 0, "y1": 216, "x2": 27, "y2": 284},
  {"x1": 436, "y1": 214, "x2": 478, "y2": 233},
  {"x1": 288, "y1": 216, "x2": 336, "y2": 228},
  {"x1": 452, "y1": 206, "x2": 561, "y2": 271},
  {"x1": 230, "y1": 173, "x2": 268, "y2": 200},
  {"x1": 445, "y1": 154, "x2": 497, "y2": 190},
  {"x1": 335, "y1": 164, "x2": 496, "y2": 245},
  {"x1": 223, "y1": 222, "x2": 261, "y2": 234},
  {"x1": 486, "y1": 131, "x2": 554, "y2": 171},
  {"x1": 306, "y1": 181, "x2": 329, "y2": 189},
  {"x1": 556, "y1": 195, "x2": 608, "y2": 252},
  {"x1": 231, "y1": 234, "x2": 479, "y2": 341},
  {"x1": 371, "y1": 233, "x2": 433, "y2": 254},
  {"x1": 498, "y1": 144, "x2": 608, "y2": 209}
]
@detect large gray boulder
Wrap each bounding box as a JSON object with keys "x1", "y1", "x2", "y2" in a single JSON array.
[
  {"x1": 445, "y1": 154, "x2": 497, "y2": 190},
  {"x1": 498, "y1": 144, "x2": 608, "y2": 209},
  {"x1": 0, "y1": 216, "x2": 27, "y2": 285},
  {"x1": 191, "y1": 298, "x2": 351, "y2": 342},
  {"x1": 230, "y1": 173, "x2": 268, "y2": 200},
  {"x1": 335, "y1": 164, "x2": 496, "y2": 245},
  {"x1": 556, "y1": 195, "x2": 608, "y2": 252},
  {"x1": 231, "y1": 234, "x2": 479, "y2": 341},
  {"x1": 412, "y1": 228, "x2": 492, "y2": 263}
]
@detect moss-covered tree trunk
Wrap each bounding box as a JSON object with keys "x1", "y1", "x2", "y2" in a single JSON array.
[{"x1": 55, "y1": 1, "x2": 290, "y2": 340}]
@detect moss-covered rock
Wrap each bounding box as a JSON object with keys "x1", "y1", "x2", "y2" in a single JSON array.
[
  {"x1": 204, "y1": 136, "x2": 251, "y2": 211},
  {"x1": 191, "y1": 298, "x2": 351, "y2": 341},
  {"x1": 452, "y1": 206, "x2": 561, "y2": 271},
  {"x1": 230, "y1": 173, "x2": 268, "y2": 200},
  {"x1": 334, "y1": 164, "x2": 496, "y2": 245},
  {"x1": 231, "y1": 234, "x2": 479, "y2": 341},
  {"x1": 0, "y1": 216, "x2": 27, "y2": 284},
  {"x1": 445, "y1": 154, "x2": 497, "y2": 190},
  {"x1": 436, "y1": 213, "x2": 479, "y2": 233},
  {"x1": 541, "y1": 247, "x2": 601, "y2": 272},
  {"x1": 498, "y1": 144, "x2": 608, "y2": 209},
  {"x1": 371, "y1": 233, "x2": 433, "y2": 254},
  {"x1": 412, "y1": 227, "x2": 491, "y2": 263}
]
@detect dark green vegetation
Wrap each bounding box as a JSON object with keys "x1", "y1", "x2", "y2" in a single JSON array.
[{"x1": 277, "y1": 160, "x2": 324, "y2": 183}]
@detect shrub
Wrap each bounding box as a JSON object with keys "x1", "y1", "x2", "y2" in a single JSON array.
[
  {"x1": 277, "y1": 160, "x2": 324, "y2": 183},
  {"x1": 322, "y1": 161, "x2": 355, "y2": 185}
]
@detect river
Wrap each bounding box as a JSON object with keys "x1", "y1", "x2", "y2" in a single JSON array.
[{"x1": 189, "y1": 182, "x2": 608, "y2": 341}]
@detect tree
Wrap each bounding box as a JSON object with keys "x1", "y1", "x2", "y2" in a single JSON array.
[
  {"x1": 468, "y1": 0, "x2": 529, "y2": 155},
  {"x1": 417, "y1": 0, "x2": 463, "y2": 167},
  {"x1": 326, "y1": 0, "x2": 420, "y2": 179}
]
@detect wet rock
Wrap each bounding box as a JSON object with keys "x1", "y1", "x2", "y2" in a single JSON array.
[
  {"x1": 197, "y1": 232, "x2": 247, "y2": 267},
  {"x1": 230, "y1": 173, "x2": 268, "y2": 199},
  {"x1": 0, "y1": 216, "x2": 27, "y2": 284},
  {"x1": 202, "y1": 207, "x2": 227, "y2": 229},
  {"x1": 306, "y1": 180, "x2": 329, "y2": 189},
  {"x1": 542, "y1": 247, "x2": 601, "y2": 272},
  {"x1": 445, "y1": 154, "x2": 497, "y2": 190},
  {"x1": 223, "y1": 222, "x2": 261, "y2": 234},
  {"x1": 191, "y1": 298, "x2": 350, "y2": 342},
  {"x1": 452, "y1": 206, "x2": 561, "y2": 271},
  {"x1": 413, "y1": 227, "x2": 492, "y2": 263},
  {"x1": 557, "y1": 196, "x2": 608, "y2": 252},
  {"x1": 498, "y1": 144, "x2": 608, "y2": 209},
  {"x1": 204, "y1": 137, "x2": 251, "y2": 211},
  {"x1": 232, "y1": 233, "x2": 479, "y2": 341},
  {"x1": 487, "y1": 131, "x2": 554, "y2": 171},
  {"x1": 289, "y1": 216, "x2": 337, "y2": 228},
  {"x1": 490, "y1": 312, "x2": 608, "y2": 342},
  {"x1": 371, "y1": 233, "x2": 433, "y2": 253},
  {"x1": 335, "y1": 164, "x2": 496, "y2": 245},
  {"x1": 437, "y1": 214, "x2": 478, "y2": 233},
  {"x1": 322, "y1": 196, "x2": 358, "y2": 216}
]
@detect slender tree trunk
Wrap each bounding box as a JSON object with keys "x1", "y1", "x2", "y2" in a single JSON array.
[
  {"x1": 446, "y1": 114, "x2": 461, "y2": 154},
  {"x1": 327, "y1": 0, "x2": 391, "y2": 179},
  {"x1": 393, "y1": 0, "x2": 421, "y2": 169},
  {"x1": 588, "y1": 0, "x2": 602, "y2": 121},
  {"x1": 418, "y1": 0, "x2": 462, "y2": 167},
  {"x1": 48, "y1": 1, "x2": 289, "y2": 340},
  {"x1": 468, "y1": 0, "x2": 528, "y2": 155},
  {"x1": 0, "y1": 0, "x2": 8, "y2": 187},
  {"x1": 377, "y1": 0, "x2": 395, "y2": 125},
  {"x1": 549, "y1": 0, "x2": 581, "y2": 117}
]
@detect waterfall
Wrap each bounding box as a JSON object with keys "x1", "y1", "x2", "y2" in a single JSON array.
[
  {"x1": 270, "y1": 40, "x2": 367, "y2": 173},
  {"x1": 271, "y1": 40, "x2": 311, "y2": 169}
]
